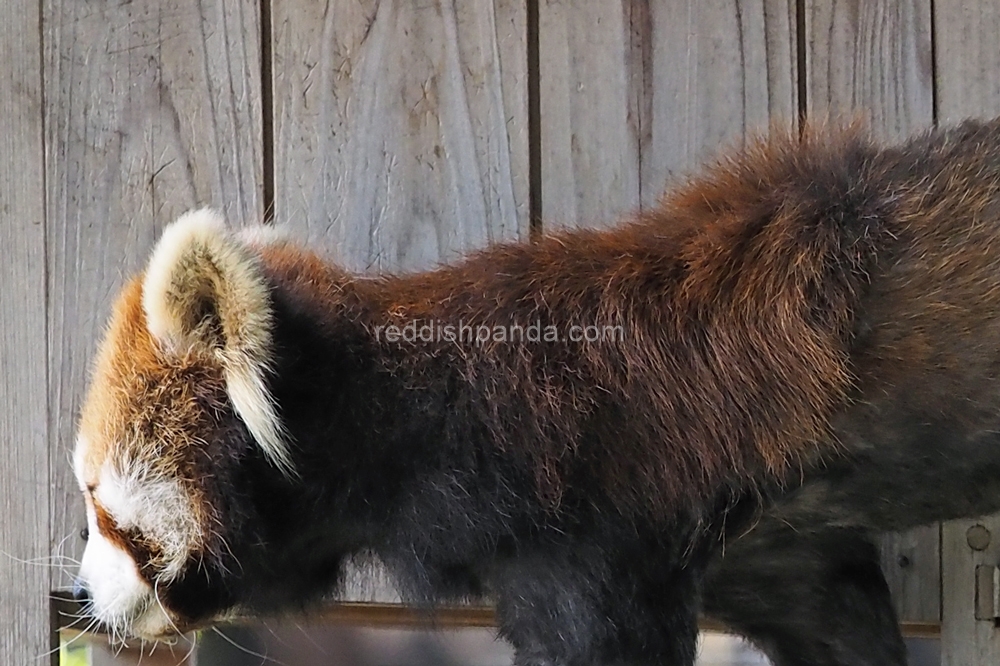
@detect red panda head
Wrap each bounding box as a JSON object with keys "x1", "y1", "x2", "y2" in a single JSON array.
[{"x1": 73, "y1": 210, "x2": 293, "y2": 640}]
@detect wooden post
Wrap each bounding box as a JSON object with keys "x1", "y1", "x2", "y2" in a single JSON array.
[{"x1": 0, "y1": 0, "x2": 50, "y2": 663}]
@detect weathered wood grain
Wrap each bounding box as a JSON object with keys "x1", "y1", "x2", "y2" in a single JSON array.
[
  {"x1": 538, "y1": 0, "x2": 639, "y2": 227},
  {"x1": 0, "y1": 0, "x2": 49, "y2": 663},
  {"x1": 941, "y1": 519, "x2": 1000, "y2": 665},
  {"x1": 935, "y1": 0, "x2": 1000, "y2": 123},
  {"x1": 805, "y1": 0, "x2": 938, "y2": 623},
  {"x1": 805, "y1": 0, "x2": 933, "y2": 140},
  {"x1": 540, "y1": 0, "x2": 796, "y2": 227},
  {"x1": 44, "y1": 0, "x2": 264, "y2": 600},
  {"x1": 877, "y1": 526, "x2": 942, "y2": 625},
  {"x1": 272, "y1": 0, "x2": 528, "y2": 273},
  {"x1": 642, "y1": 0, "x2": 798, "y2": 206}
]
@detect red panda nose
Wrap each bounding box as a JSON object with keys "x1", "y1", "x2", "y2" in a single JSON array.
[{"x1": 72, "y1": 579, "x2": 90, "y2": 604}]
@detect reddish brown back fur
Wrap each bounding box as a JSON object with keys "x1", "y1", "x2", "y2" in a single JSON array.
[{"x1": 252, "y1": 127, "x2": 890, "y2": 518}]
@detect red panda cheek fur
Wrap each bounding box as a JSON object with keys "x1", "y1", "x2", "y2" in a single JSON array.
[
  {"x1": 76, "y1": 277, "x2": 237, "y2": 579},
  {"x1": 78, "y1": 119, "x2": 1000, "y2": 665}
]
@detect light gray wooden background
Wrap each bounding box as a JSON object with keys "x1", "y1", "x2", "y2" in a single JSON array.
[{"x1": 2, "y1": 0, "x2": 999, "y2": 664}]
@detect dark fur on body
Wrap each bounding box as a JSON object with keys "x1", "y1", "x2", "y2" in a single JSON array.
[{"x1": 99, "y1": 120, "x2": 1000, "y2": 665}]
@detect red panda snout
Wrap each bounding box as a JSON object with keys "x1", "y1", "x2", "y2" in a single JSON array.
[{"x1": 74, "y1": 472, "x2": 185, "y2": 639}]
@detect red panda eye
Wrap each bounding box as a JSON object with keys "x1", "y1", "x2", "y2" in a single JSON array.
[{"x1": 79, "y1": 527, "x2": 89, "y2": 542}]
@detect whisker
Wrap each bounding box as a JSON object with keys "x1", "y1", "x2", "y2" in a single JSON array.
[
  {"x1": 261, "y1": 619, "x2": 286, "y2": 645},
  {"x1": 34, "y1": 636, "x2": 70, "y2": 662},
  {"x1": 136, "y1": 637, "x2": 151, "y2": 666},
  {"x1": 34, "y1": 645, "x2": 65, "y2": 662},
  {"x1": 40, "y1": 617, "x2": 103, "y2": 661},
  {"x1": 0, "y1": 550, "x2": 80, "y2": 568},
  {"x1": 153, "y1": 579, "x2": 185, "y2": 637},
  {"x1": 294, "y1": 620, "x2": 328, "y2": 654},
  {"x1": 179, "y1": 633, "x2": 198, "y2": 666},
  {"x1": 51, "y1": 531, "x2": 78, "y2": 559},
  {"x1": 58, "y1": 614, "x2": 95, "y2": 630},
  {"x1": 215, "y1": 531, "x2": 243, "y2": 575},
  {"x1": 210, "y1": 626, "x2": 286, "y2": 666}
]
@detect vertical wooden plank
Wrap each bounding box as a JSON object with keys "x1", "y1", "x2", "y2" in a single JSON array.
[
  {"x1": 539, "y1": 0, "x2": 638, "y2": 227},
  {"x1": 643, "y1": 0, "x2": 798, "y2": 205},
  {"x1": 935, "y1": 0, "x2": 1000, "y2": 122},
  {"x1": 941, "y1": 519, "x2": 1000, "y2": 665},
  {"x1": 936, "y1": 2, "x2": 1000, "y2": 659},
  {"x1": 806, "y1": 0, "x2": 933, "y2": 140},
  {"x1": 0, "y1": 0, "x2": 50, "y2": 661},
  {"x1": 539, "y1": 0, "x2": 797, "y2": 228},
  {"x1": 806, "y1": 0, "x2": 938, "y2": 624},
  {"x1": 44, "y1": 0, "x2": 264, "y2": 599},
  {"x1": 272, "y1": 0, "x2": 529, "y2": 274}
]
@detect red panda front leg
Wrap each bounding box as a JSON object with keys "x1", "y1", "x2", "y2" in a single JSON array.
[{"x1": 492, "y1": 544, "x2": 701, "y2": 666}]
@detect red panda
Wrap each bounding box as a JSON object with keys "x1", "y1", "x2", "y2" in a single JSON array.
[{"x1": 73, "y1": 120, "x2": 1000, "y2": 666}]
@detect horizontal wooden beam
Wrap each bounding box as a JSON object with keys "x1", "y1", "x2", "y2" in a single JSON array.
[{"x1": 51, "y1": 592, "x2": 943, "y2": 641}]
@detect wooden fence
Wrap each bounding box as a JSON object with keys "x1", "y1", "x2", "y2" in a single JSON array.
[{"x1": 2, "y1": 0, "x2": 1000, "y2": 663}]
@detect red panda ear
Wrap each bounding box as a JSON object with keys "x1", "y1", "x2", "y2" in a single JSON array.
[{"x1": 142, "y1": 209, "x2": 295, "y2": 477}]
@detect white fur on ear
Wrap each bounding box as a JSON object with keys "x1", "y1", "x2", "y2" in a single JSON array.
[
  {"x1": 237, "y1": 223, "x2": 293, "y2": 248},
  {"x1": 142, "y1": 209, "x2": 295, "y2": 477}
]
